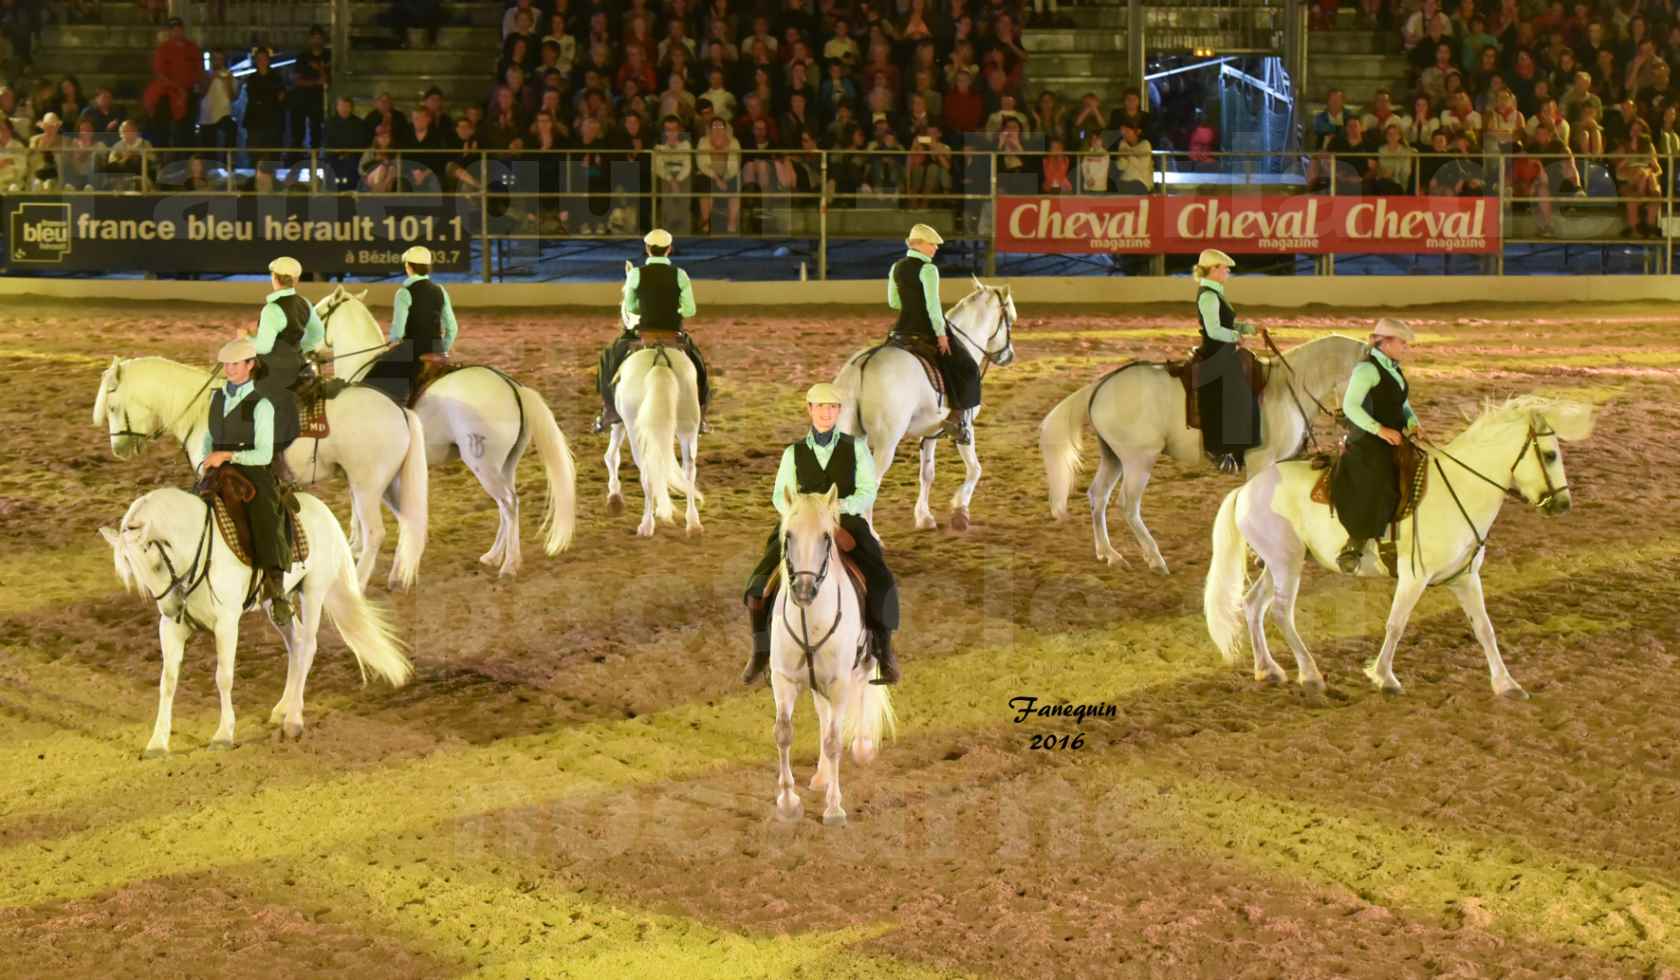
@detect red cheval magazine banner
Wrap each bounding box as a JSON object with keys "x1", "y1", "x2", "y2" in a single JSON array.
[{"x1": 995, "y1": 195, "x2": 1500, "y2": 254}]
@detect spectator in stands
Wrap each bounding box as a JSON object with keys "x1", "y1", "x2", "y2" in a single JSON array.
[
  {"x1": 146, "y1": 17, "x2": 202, "y2": 148},
  {"x1": 25, "y1": 110, "x2": 61, "y2": 188},
  {"x1": 1112, "y1": 119, "x2": 1152, "y2": 193},
  {"x1": 1461, "y1": 14, "x2": 1497, "y2": 72},
  {"x1": 1410, "y1": 16, "x2": 1455, "y2": 77},
  {"x1": 1605, "y1": 93, "x2": 1640, "y2": 147},
  {"x1": 58, "y1": 116, "x2": 99, "y2": 189},
  {"x1": 740, "y1": 114, "x2": 775, "y2": 190},
  {"x1": 1594, "y1": 49, "x2": 1623, "y2": 104},
  {"x1": 500, "y1": 35, "x2": 534, "y2": 80},
  {"x1": 522, "y1": 110, "x2": 562, "y2": 227},
  {"x1": 1360, "y1": 89, "x2": 1406, "y2": 136},
  {"x1": 1420, "y1": 43, "x2": 1458, "y2": 102},
  {"x1": 1518, "y1": 118, "x2": 1573, "y2": 234},
  {"x1": 823, "y1": 102, "x2": 856, "y2": 147},
  {"x1": 1484, "y1": 89, "x2": 1525, "y2": 156},
  {"x1": 1616, "y1": 119, "x2": 1662, "y2": 235},
  {"x1": 824, "y1": 16, "x2": 859, "y2": 66},
  {"x1": 1375, "y1": 123, "x2": 1417, "y2": 193},
  {"x1": 1187, "y1": 110, "x2": 1219, "y2": 170},
  {"x1": 1561, "y1": 70, "x2": 1600, "y2": 122},
  {"x1": 1439, "y1": 130, "x2": 1488, "y2": 194},
  {"x1": 0, "y1": 118, "x2": 24, "y2": 191},
  {"x1": 612, "y1": 110, "x2": 653, "y2": 232},
  {"x1": 782, "y1": 91, "x2": 815, "y2": 145},
  {"x1": 702, "y1": 67, "x2": 738, "y2": 123},
  {"x1": 1324, "y1": 116, "x2": 1377, "y2": 191},
  {"x1": 735, "y1": 91, "x2": 777, "y2": 143},
  {"x1": 360, "y1": 127, "x2": 399, "y2": 191},
  {"x1": 653, "y1": 113, "x2": 694, "y2": 231},
  {"x1": 1528, "y1": 96, "x2": 1572, "y2": 152},
  {"x1": 1442, "y1": 91, "x2": 1483, "y2": 141},
  {"x1": 178, "y1": 155, "x2": 220, "y2": 191},
  {"x1": 1418, "y1": 128, "x2": 1454, "y2": 192},
  {"x1": 1405, "y1": 94, "x2": 1441, "y2": 147},
  {"x1": 242, "y1": 48, "x2": 287, "y2": 158},
  {"x1": 867, "y1": 120, "x2": 907, "y2": 200},
  {"x1": 619, "y1": 47, "x2": 658, "y2": 99},
  {"x1": 1574, "y1": 101, "x2": 1605, "y2": 162},
  {"x1": 80, "y1": 87, "x2": 123, "y2": 141},
  {"x1": 941, "y1": 67, "x2": 982, "y2": 135},
  {"x1": 197, "y1": 52, "x2": 238, "y2": 150},
  {"x1": 1657, "y1": 103, "x2": 1680, "y2": 183},
  {"x1": 695, "y1": 115, "x2": 741, "y2": 233},
  {"x1": 828, "y1": 123, "x2": 868, "y2": 203},
  {"x1": 1077, "y1": 130, "x2": 1108, "y2": 193},
  {"x1": 322, "y1": 96, "x2": 367, "y2": 189},
  {"x1": 570, "y1": 114, "x2": 612, "y2": 233},
  {"x1": 481, "y1": 85, "x2": 527, "y2": 150},
  {"x1": 503, "y1": 0, "x2": 540, "y2": 39},
  {"x1": 658, "y1": 71, "x2": 698, "y2": 131},
  {"x1": 985, "y1": 92, "x2": 1026, "y2": 134},
  {"x1": 106, "y1": 118, "x2": 151, "y2": 188},
  {"x1": 903, "y1": 92, "x2": 935, "y2": 138},
  {"x1": 444, "y1": 115, "x2": 484, "y2": 193},
  {"x1": 290, "y1": 26, "x2": 330, "y2": 152},
  {"x1": 906, "y1": 124, "x2": 953, "y2": 206},
  {"x1": 366, "y1": 92, "x2": 413, "y2": 147},
  {"x1": 1312, "y1": 88, "x2": 1347, "y2": 151},
  {"x1": 1402, "y1": 0, "x2": 1447, "y2": 51},
  {"x1": 1039, "y1": 135, "x2": 1072, "y2": 193},
  {"x1": 544, "y1": 12, "x2": 577, "y2": 76}
]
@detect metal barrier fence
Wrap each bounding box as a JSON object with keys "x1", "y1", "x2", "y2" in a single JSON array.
[{"x1": 1, "y1": 146, "x2": 1674, "y2": 278}]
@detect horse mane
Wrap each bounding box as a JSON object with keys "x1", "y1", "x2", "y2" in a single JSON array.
[
  {"x1": 779, "y1": 490, "x2": 840, "y2": 537},
  {"x1": 1262, "y1": 333, "x2": 1366, "y2": 400},
  {"x1": 1457, "y1": 395, "x2": 1597, "y2": 445}
]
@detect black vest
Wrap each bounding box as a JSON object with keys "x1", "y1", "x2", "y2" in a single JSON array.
[
  {"x1": 1196, "y1": 285, "x2": 1235, "y2": 349},
  {"x1": 208, "y1": 389, "x2": 264, "y2": 452},
  {"x1": 636, "y1": 262, "x2": 683, "y2": 331},
  {"x1": 792, "y1": 435, "x2": 857, "y2": 498},
  {"x1": 891, "y1": 256, "x2": 937, "y2": 337},
  {"x1": 401, "y1": 277, "x2": 447, "y2": 355},
  {"x1": 1360, "y1": 354, "x2": 1410, "y2": 432},
  {"x1": 267, "y1": 293, "x2": 311, "y2": 353}
]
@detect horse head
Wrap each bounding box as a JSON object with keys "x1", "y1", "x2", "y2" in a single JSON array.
[
  {"x1": 1512, "y1": 398, "x2": 1595, "y2": 516},
  {"x1": 780, "y1": 484, "x2": 841, "y2": 607},
  {"x1": 961, "y1": 276, "x2": 1017, "y2": 367},
  {"x1": 94, "y1": 356, "x2": 156, "y2": 459}
]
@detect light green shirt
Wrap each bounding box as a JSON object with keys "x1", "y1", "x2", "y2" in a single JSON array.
[
  {"x1": 388, "y1": 274, "x2": 459, "y2": 351},
  {"x1": 1196, "y1": 278, "x2": 1255, "y2": 344},
  {"x1": 886, "y1": 248, "x2": 947, "y2": 337},
  {"x1": 198, "y1": 381, "x2": 275, "y2": 469},
  {"x1": 1342, "y1": 348, "x2": 1419, "y2": 436},
  {"x1": 772, "y1": 430, "x2": 878, "y2": 518},
  {"x1": 621, "y1": 256, "x2": 698, "y2": 320},
  {"x1": 255, "y1": 287, "x2": 325, "y2": 355}
]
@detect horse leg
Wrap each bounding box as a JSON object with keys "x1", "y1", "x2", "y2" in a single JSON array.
[
  {"x1": 1267, "y1": 564, "x2": 1326, "y2": 693},
  {"x1": 144, "y1": 617, "x2": 191, "y2": 757},
  {"x1": 498, "y1": 443, "x2": 524, "y2": 575},
  {"x1": 948, "y1": 427, "x2": 981, "y2": 532},
  {"x1": 465, "y1": 446, "x2": 520, "y2": 575},
  {"x1": 604, "y1": 423, "x2": 625, "y2": 515},
  {"x1": 1244, "y1": 569, "x2": 1288, "y2": 684},
  {"x1": 1118, "y1": 452, "x2": 1169, "y2": 575},
  {"x1": 1450, "y1": 569, "x2": 1527, "y2": 699},
  {"x1": 680, "y1": 431, "x2": 703, "y2": 535},
  {"x1": 866, "y1": 433, "x2": 900, "y2": 528},
  {"x1": 816, "y1": 687, "x2": 848, "y2": 827},
  {"x1": 1363, "y1": 576, "x2": 1429, "y2": 694},
  {"x1": 348, "y1": 481, "x2": 386, "y2": 591},
  {"x1": 270, "y1": 617, "x2": 299, "y2": 726},
  {"x1": 209, "y1": 616, "x2": 240, "y2": 749},
  {"x1": 628, "y1": 422, "x2": 659, "y2": 538},
  {"x1": 1086, "y1": 446, "x2": 1126, "y2": 566},
  {"x1": 279, "y1": 582, "x2": 325, "y2": 738},
  {"x1": 771, "y1": 669, "x2": 802, "y2": 821},
  {"x1": 914, "y1": 437, "x2": 939, "y2": 531}
]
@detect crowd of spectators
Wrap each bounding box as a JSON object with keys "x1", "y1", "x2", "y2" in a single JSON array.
[{"x1": 1310, "y1": 0, "x2": 1680, "y2": 236}]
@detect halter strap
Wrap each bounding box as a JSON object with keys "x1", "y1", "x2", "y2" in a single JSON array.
[{"x1": 779, "y1": 529, "x2": 844, "y2": 698}]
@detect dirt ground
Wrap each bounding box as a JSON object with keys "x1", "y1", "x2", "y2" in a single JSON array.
[{"x1": 1, "y1": 295, "x2": 1678, "y2": 979}]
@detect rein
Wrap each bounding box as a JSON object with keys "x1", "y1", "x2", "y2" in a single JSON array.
[
  {"x1": 945, "y1": 294, "x2": 1015, "y2": 381},
  {"x1": 144, "y1": 503, "x2": 217, "y2": 632},
  {"x1": 778, "y1": 529, "x2": 845, "y2": 698},
  {"x1": 1260, "y1": 330, "x2": 1338, "y2": 454},
  {"x1": 111, "y1": 365, "x2": 221, "y2": 451},
  {"x1": 1413, "y1": 420, "x2": 1563, "y2": 583}
]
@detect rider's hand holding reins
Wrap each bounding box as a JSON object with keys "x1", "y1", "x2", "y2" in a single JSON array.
[
  {"x1": 937, "y1": 335, "x2": 950, "y2": 355},
  {"x1": 1378, "y1": 426, "x2": 1404, "y2": 447},
  {"x1": 204, "y1": 450, "x2": 235, "y2": 470}
]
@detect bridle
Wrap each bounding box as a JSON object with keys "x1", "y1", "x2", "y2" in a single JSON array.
[
  {"x1": 1415, "y1": 417, "x2": 1566, "y2": 581},
  {"x1": 945, "y1": 290, "x2": 1015, "y2": 380},
  {"x1": 105, "y1": 365, "x2": 220, "y2": 463},
  {"x1": 778, "y1": 527, "x2": 848, "y2": 698},
  {"x1": 139, "y1": 504, "x2": 217, "y2": 632}
]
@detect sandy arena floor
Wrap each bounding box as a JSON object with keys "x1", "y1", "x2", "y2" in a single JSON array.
[{"x1": 0, "y1": 296, "x2": 1677, "y2": 979}]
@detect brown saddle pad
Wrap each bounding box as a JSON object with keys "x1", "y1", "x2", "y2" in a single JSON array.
[
  {"x1": 1167, "y1": 347, "x2": 1268, "y2": 431},
  {"x1": 292, "y1": 376, "x2": 350, "y2": 440},
  {"x1": 1311, "y1": 441, "x2": 1429, "y2": 527},
  {"x1": 637, "y1": 329, "x2": 683, "y2": 349},
  {"x1": 199, "y1": 468, "x2": 310, "y2": 569},
  {"x1": 412, "y1": 354, "x2": 466, "y2": 408}
]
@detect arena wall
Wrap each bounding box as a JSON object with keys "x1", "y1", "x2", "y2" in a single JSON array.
[{"x1": 6, "y1": 275, "x2": 1680, "y2": 310}]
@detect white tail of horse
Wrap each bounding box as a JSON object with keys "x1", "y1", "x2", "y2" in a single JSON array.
[
  {"x1": 633, "y1": 361, "x2": 694, "y2": 522},
  {"x1": 389, "y1": 408, "x2": 430, "y2": 589},
  {"x1": 1203, "y1": 487, "x2": 1249, "y2": 665},
  {"x1": 1040, "y1": 380, "x2": 1097, "y2": 520},
  {"x1": 320, "y1": 505, "x2": 414, "y2": 688},
  {"x1": 845, "y1": 680, "x2": 897, "y2": 764},
  {"x1": 519, "y1": 385, "x2": 577, "y2": 554}
]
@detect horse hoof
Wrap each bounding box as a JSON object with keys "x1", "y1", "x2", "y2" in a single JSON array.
[
  {"x1": 950, "y1": 509, "x2": 970, "y2": 532},
  {"x1": 1150, "y1": 561, "x2": 1170, "y2": 577},
  {"x1": 208, "y1": 738, "x2": 235, "y2": 752},
  {"x1": 607, "y1": 494, "x2": 624, "y2": 515},
  {"x1": 1255, "y1": 669, "x2": 1286, "y2": 686},
  {"x1": 269, "y1": 707, "x2": 284, "y2": 725},
  {"x1": 685, "y1": 522, "x2": 704, "y2": 537},
  {"x1": 1497, "y1": 684, "x2": 1529, "y2": 701},
  {"x1": 282, "y1": 720, "x2": 304, "y2": 740},
  {"x1": 775, "y1": 795, "x2": 804, "y2": 822},
  {"x1": 823, "y1": 811, "x2": 847, "y2": 828},
  {"x1": 478, "y1": 552, "x2": 499, "y2": 567},
  {"x1": 141, "y1": 747, "x2": 168, "y2": 760}
]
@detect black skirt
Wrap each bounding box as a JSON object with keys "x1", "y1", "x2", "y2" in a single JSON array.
[{"x1": 1332, "y1": 433, "x2": 1400, "y2": 540}]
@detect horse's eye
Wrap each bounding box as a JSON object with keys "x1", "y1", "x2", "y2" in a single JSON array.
[{"x1": 1542, "y1": 450, "x2": 1558, "y2": 464}]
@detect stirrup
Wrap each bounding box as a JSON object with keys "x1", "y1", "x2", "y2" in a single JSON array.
[
  {"x1": 1213, "y1": 452, "x2": 1241, "y2": 474},
  {"x1": 1337, "y1": 540, "x2": 1366, "y2": 574}
]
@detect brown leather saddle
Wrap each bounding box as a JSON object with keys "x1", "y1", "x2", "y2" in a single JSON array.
[
  {"x1": 1311, "y1": 440, "x2": 1429, "y2": 527},
  {"x1": 1165, "y1": 347, "x2": 1268, "y2": 431},
  {"x1": 411, "y1": 354, "x2": 465, "y2": 408},
  {"x1": 196, "y1": 466, "x2": 310, "y2": 569},
  {"x1": 637, "y1": 328, "x2": 683, "y2": 349}
]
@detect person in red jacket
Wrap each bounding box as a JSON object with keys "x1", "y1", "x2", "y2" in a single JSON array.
[
  {"x1": 149, "y1": 17, "x2": 203, "y2": 147},
  {"x1": 942, "y1": 67, "x2": 984, "y2": 134}
]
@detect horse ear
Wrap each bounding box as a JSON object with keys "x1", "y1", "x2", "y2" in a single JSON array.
[
  {"x1": 98, "y1": 526, "x2": 120, "y2": 547},
  {"x1": 111, "y1": 356, "x2": 122, "y2": 381},
  {"x1": 780, "y1": 483, "x2": 797, "y2": 511},
  {"x1": 824, "y1": 485, "x2": 839, "y2": 512},
  {"x1": 354, "y1": 289, "x2": 368, "y2": 301},
  {"x1": 971, "y1": 274, "x2": 984, "y2": 291}
]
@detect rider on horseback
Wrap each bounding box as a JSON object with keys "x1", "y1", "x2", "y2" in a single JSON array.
[
  {"x1": 742, "y1": 383, "x2": 901, "y2": 687},
  {"x1": 594, "y1": 228, "x2": 712, "y2": 433},
  {"x1": 199, "y1": 337, "x2": 295, "y2": 625},
  {"x1": 363, "y1": 245, "x2": 460, "y2": 405},
  {"x1": 247, "y1": 256, "x2": 325, "y2": 452},
  {"x1": 1334, "y1": 318, "x2": 1425, "y2": 573},
  {"x1": 1192, "y1": 249, "x2": 1262, "y2": 473},
  {"x1": 888, "y1": 223, "x2": 980, "y2": 444}
]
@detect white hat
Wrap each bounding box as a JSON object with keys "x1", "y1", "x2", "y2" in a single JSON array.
[
  {"x1": 401, "y1": 245, "x2": 432, "y2": 265},
  {"x1": 906, "y1": 223, "x2": 944, "y2": 246},
  {"x1": 1371, "y1": 318, "x2": 1416, "y2": 342},
  {"x1": 218, "y1": 337, "x2": 258, "y2": 363},
  {"x1": 268, "y1": 256, "x2": 302, "y2": 277},
  {"x1": 1197, "y1": 249, "x2": 1234, "y2": 269},
  {"x1": 805, "y1": 382, "x2": 843, "y2": 405},
  {"x1": 643, "y1": 228, "x2": 673, "y2": 248},
  {"x1": 39, "y1": 112, "x2": 61, "y2": 128}
]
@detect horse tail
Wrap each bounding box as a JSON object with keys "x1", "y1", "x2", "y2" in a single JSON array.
[
  {"x1": 388, "y1": 407, "x2": 430, "y2": 590},
  {"x1": 519, "y1": 384, "x2": 577, "y2": 555},
  {"x1": 848, "y1": 679, "x2": 896, "y2": 765},
  {"x1": 1204, "y1": 486, "x2": 1250, "y2": 665},
  {"x1": 1041, "y1": 381, "x2": 1096, "y2": 520},
  {"x1": 322, "y1": 513, "x2": 414, "y2": 688},
  {"x1": 834, "y1": 354, "x2": 865, "y2": 437},
  {"x1": 634, "y1": 361, "x2": 693, "y2": 522}
]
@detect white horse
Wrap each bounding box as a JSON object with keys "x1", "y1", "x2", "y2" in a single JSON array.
[
  {"x1": 100, "y1": 487, "x2": 414, "y2": 756},
  {"x1": 605, "y1": 296, "x2": 703, "y2": 537},
  {"x1": 1204, "y1": 396, "x2": 1594, "y2": 698},
  {"x1": 317, "y1": 288, "x2": 577, "y2": 576},
  {"x1": 833, "y1": 278, "x2": 1017, "y2": 532},
  {"x1": 770, "y1": 487, "x2": 896, "y2": 826},
  {"x1": 94, "y1": 356, "x2": 429, "y2": 591},
  {"x1": 1041, "y1": 333, "x2": 1367, "y2": 574}
]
